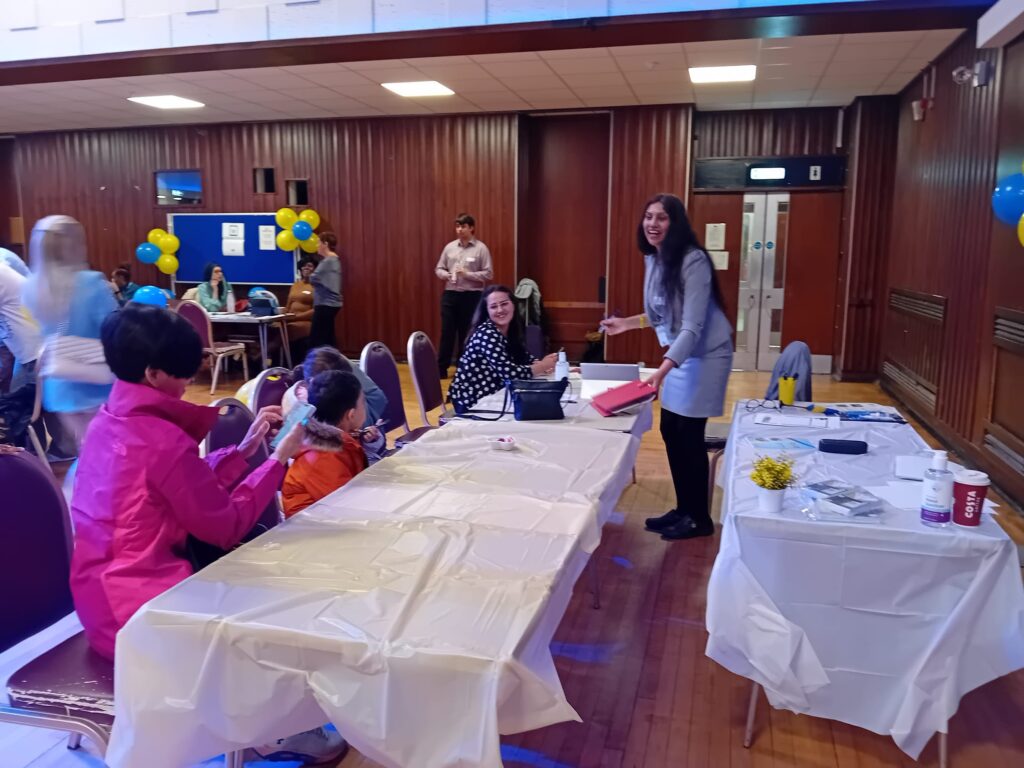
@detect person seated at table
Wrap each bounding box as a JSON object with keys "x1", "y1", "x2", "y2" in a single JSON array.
[
  {"x1": 447, "y1": 284, "x2": 557, "y2": 413},
  {"x1": 282, "y1": 369, "x2": 369, "y2": 517},
  {"x1": 284, "y1": 346, "x2": 386, "y2": 460},
  {"x1": 196, "y1": 262, "x2": 233, "y2": 313},
  {"x1": 109, "y1": 262, "x2": 139, "y2": 306},
  {"x1": 68, "y1": 304, "x2": 306, "y2": 661},
  {"x1": 286, "y1": 256, "x2": 317, "y2": 361}
]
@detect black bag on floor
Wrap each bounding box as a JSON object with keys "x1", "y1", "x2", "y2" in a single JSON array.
[{"x1": 0, "y1": 383, "x2": 36, "y2": 448}]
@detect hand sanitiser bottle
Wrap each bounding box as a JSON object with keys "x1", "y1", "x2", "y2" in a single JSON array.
[
  {"x1": 921, "y1": 450, "x2": 954, "y2": 527},
  {"x1": 554, "y1": 349, "x2": 569, "y2": 381}
]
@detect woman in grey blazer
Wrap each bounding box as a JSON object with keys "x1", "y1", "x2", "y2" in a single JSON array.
[{"x1": 602, "y1": 193, "x2": 733, "y2": 540}]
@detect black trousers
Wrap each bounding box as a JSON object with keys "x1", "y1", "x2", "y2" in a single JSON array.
[
  {"x1": 659, "y1": 409, "x2": 711, "y2": 528},
  {"x1": 309, "y1": 305, "x2": 340, "y2": 350},
  {"x1": 438, "y1": 290, "x2": 481, "y2": 374}
]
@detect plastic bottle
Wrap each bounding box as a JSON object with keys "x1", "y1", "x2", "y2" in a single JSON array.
[
  {"x1": 920, "y1": 450, "x2": 954, "y2": 527},
  {"x1": 554, "y1": 350, "x2": 569, "y2": 382}
]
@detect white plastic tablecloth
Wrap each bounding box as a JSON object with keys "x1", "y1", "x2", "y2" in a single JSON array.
[
  {"x1": 706, "y1": 402, "x2": 1024, "y2": 758},
  {"x1": 107, "y1": 419, "x2": 641, "y2": 768}
]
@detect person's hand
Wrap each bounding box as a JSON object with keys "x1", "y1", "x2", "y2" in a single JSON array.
[
  {"x1": 0, "y1": 444, "x2": 24, "y2": 456},
  {"x1": 531, "y1": 353, "x2": 558, "y2": 376},
  {"x1": 599, "y1": 317, "x2": 629, "y2": 336},
  {"x1": 359, "y1": 425, "x2": 381, "y2": 443},
  {"x1": 271, "y1": 421, "x2": 306, "y2": 464},
  {"x1": 211, "y1": 274, "x2": 221, "y2": 286},
  {"x1": 643, "y1": 360, "x2": 675, "y2": 395},
  {"x1": 238, "y1": 406, "x2": 283, "y2": 459}
]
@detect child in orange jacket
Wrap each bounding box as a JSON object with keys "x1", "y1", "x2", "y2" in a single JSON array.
[{"x1": 282, "y1": 370, "x2": 369, "y2": 517}]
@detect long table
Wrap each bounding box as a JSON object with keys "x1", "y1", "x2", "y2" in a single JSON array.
[
  {"x1": 706, "y1": 402, "x2": 1024, "y2": 759},
  {"x1": 107, "y1": 417, "x2": 644, "y2": 768}
]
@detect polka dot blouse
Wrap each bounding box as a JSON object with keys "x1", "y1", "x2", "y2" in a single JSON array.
[{"x1": 447, "y1": 320, "x2": 536, "y2": 410}]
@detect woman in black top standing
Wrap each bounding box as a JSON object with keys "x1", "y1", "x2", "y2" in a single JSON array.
[{"x1": 448, "y1": 285, "x2": 557, "y2": 413}]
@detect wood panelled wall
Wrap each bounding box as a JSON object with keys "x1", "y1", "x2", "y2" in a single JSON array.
[
  {"x1": 880, "y1": 28, "x2": 1022, "y2": 501},
  {"x1": 977, "y1": 32, "x2": 1024, "y2": 501},
  {"x1": 835, "y1": 96, "x2": 899, "y2": 380},
  {"x1": 606, "y1": 105, "x2": 692, "y2": 365},
  {"x1": 14, "y1": 116, "x2": 518, "y2": 356},
  {"x1": 691, "y1": 107, "x2": 840, "y2": 158}
]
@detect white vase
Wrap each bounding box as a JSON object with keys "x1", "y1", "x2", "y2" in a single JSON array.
[{"x1": 757, "y1": 486, "x2": 785, "y2": 513}]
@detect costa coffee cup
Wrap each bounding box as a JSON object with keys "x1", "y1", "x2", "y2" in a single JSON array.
[{"x1": 953, "y1": 470, "x2": 990, "y2": 527}]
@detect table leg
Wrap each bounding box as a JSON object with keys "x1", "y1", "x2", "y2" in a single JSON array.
[
  {"x1": 225, "y1": 750, "x2": 244, "y2": 768},
  {"x1": 743, "y1": 682, "x2": 760, "y2": 748},
  {"x1": 280, "y1": 320, "x2": 292, "y2": 368},
  {"x1": 939, "y1": 731, "x2": 948, "y2": 768},
  {"x1": 259, "y1": 324, "x2": 269, "y2": 369}
]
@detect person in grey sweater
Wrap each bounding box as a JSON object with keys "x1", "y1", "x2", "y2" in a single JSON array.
[
  {"x1": 309, "y1": 231, "x2": 342, "y2": 349},
  {"x1": 601, "y1": 193, "x2": 733, "y2": 541}
]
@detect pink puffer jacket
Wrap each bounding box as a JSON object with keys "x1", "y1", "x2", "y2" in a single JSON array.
[{"x1": 69, "y1": 380, "x2": 285, "y2": 659}]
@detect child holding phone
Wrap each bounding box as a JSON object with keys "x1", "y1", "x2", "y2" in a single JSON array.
[{"x1": 281, "y1": 370, "x2": 369, "y2": 517}]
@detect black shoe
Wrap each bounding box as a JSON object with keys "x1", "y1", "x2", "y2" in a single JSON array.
[
  {"x1": 645, "y1": 509, "x2": 682, "y2": 532},
  {"x1": 660, "y1": 514, "x2": 715, "y2": 541}
]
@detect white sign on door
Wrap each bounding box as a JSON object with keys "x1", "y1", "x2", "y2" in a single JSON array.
[{"x1": 705, "y1": 223, "x2": 726, "y2": 251}]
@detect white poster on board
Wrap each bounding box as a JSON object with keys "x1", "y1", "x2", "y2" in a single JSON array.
[
  {"x1": 705, "y1": 223, "x2": 726, "y2": 251},
  {"x1": 258, "y1": 225, "x2": 276, "y2": 251},
  {"x1": 222, "y1": 239, "x2": 245, "y2": 257},
  {"x1": 709, "y1": 250, "x2": 729, "y2": 270}
]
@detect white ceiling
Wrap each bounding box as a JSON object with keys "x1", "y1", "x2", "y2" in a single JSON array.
[{"x1": 0, "y1": 28, "x2": 962, "y2": 133}]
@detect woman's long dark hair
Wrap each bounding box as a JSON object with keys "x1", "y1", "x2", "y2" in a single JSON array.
[
  {"x1": 470, "y1": 285, "x2": 530, "y2": 364},
  {"x1": 202, "y1": 262, "x2": 224, "y2": 300},
  {"x1": 636, "y1": 193, "x2": 725, "y2": 311}
]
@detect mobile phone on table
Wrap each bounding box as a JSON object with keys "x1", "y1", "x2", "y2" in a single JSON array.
[{"x1": 270, "y1": 402, "x2": 315, "y2": 449}]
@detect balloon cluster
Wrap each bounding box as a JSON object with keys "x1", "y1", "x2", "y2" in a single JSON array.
[
  {"x1": 275, "y1": 208, "x2": 321, "y2": 253},
  {"x1": 992, "y1": 161, "x2": 1024, "y2": 248},
  {"x1": 135, "y1": 228, "x2": 181, "y2": 275}
]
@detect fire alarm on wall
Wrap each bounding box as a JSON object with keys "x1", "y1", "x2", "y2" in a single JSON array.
[{"x1": 911, "y1": 99, "x2": 928, "y2": 122}]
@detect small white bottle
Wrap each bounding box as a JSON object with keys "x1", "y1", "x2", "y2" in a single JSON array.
[
  {"x1": 920, "y1": 450, "x2": 954, "y2": 527},
  {"x1": 554, "y1": 350, "x2": 569, "y2": 381}
]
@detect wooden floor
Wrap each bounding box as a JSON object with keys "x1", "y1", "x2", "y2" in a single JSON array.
[{"x1": 7, "y1": 367, "x2": 1024, "y2": 768}]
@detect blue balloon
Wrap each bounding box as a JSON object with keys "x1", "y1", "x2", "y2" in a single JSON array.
[
  {"x1": 292, "y1": 220, "x2": 313, "y2": 241},
  {"x1": 136, "y1": 242, "x2": 160, "y2": 264},
  {"x1": 131, "y1": 285, "x2": 169, "y2": 308},
  {"x1": 992, "y1": 173, "x2": 1024, "y2": 226}
]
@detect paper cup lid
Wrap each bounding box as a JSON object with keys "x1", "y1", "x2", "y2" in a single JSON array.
[{"x1": 955, "y1": 470, "x2": 990, "y2": 486}]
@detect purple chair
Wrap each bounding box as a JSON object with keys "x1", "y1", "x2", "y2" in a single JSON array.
[
  {"x1": 176, "y1": 301, "x2": 249, "y2": 394},
  {"x1": 205, "y1": 397, "x2": 282, "y2": 539},
  {"x1": 406, "y1": 331, "x2": 451, "y2": 427},
  {"x1": 252, "y1": 367, "x2": 293, "y2": 415},
  {"x1": 525, "y1": 325, "x2": 545, "y2": 360},
  {"x1": 359, "y1": 341, "x2": 433, "y2": 446},
  {"x1": 0, "y1": 449, "x2": 113, "y2": 754}
]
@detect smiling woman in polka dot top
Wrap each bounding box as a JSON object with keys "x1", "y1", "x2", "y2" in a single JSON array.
[{"x1": 447, "y1": 285, "x2": 558, "y2": 413}]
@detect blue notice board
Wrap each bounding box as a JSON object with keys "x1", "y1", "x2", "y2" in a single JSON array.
[{"x1": 168, "y1": 213, "x2": 296, "y2": 285}]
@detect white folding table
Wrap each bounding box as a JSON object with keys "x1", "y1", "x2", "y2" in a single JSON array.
[
  {"x1": 706, "y1": 402, "x2": 1024, "y2": 763},
  {"x1": 107, "y1": 419, "x2": 645, "y2": 768}
]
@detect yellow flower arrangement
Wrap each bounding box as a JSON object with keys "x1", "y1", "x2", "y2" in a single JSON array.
[{"x1": 750, "y1": 455, "x2": 795, "y2": 491}]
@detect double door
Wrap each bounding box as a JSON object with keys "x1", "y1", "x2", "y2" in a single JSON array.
[{"x1": 736, "y1": 193, "x2": 791, "y2": 371}]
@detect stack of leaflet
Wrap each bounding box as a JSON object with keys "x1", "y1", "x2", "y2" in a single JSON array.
[{"x1": 800, "y1": 481, "x2": 885, "y2": 523}]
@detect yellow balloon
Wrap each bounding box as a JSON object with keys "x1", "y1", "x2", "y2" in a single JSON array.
[
  {"x1": 277, "y1": 230, "x2": 299, "y2": 251},
  {"x1": 157, "y1": 233, "x2": 180, "y2": 254},
  {"x1": 299, "y1": 235, "x2": 320, "y2": 254},
  {"x1": 1018, "y1": 212, "x2": 1024, "y2": 248},
  {"x1": 147, "y1": 228, "x2": 167, "y2": 245},
  {"x1": 298, "y1": 209, "x2": 320, "y2": 229},
  {"x1": 276, "y1": 208, "x2": 298, "y2": 229},
  {"x1": 155, "y1": 253, "x2": 179, "y2": 275}
]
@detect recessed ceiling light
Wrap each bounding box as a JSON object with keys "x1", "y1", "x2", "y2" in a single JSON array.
[
  {"x1": 381, "y1": 81, "x2": 454, "y2": 97},
  {"x1": 688, "y1": 65, "x2": 757, "y2": 84},
  {"x1": 127, "y1": 95, "x2": 205, "y2": 109}
]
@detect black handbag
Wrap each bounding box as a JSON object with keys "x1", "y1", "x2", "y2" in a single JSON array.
[{"x1": 506, "y1": 378, "x2": 568, "y2": 421}]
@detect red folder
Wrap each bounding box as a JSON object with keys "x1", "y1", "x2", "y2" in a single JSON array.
[{"x1": 590, "y1": 380, "x2": 657, "y2": 417}]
